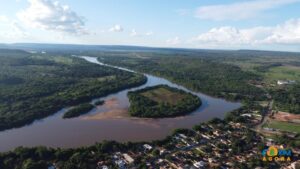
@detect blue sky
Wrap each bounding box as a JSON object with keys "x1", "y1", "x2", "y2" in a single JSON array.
[{"x1": 0, "y1": 0, "x2": 300, "y2": 51}]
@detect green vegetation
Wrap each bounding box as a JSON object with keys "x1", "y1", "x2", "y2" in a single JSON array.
[
  {"x1": 271, "y1": 84, "x2": 300, "y2": 114},
  {"x1": 272, "y1": 134, "x2": 300, "y2": 148},
  {"x1": 0, "y1": 47, "x2": 299, "y2": 168},
  {"x1": 98, "y1": 54, "x2": 266, "y2": 101},
  {"x1": 263, "y1": 66, "x2": 300, "y2": 83},
  {"x1": 128, "y1": 85, "x2": 201, "y2": 118},
  {"x1": 0, "y1": 49, "x2": 147, "y2": 131},
  {"x1": 96, "y1": 51, "x2": 300, "y2": 114},
  {"x1": 264, "y1": 120, "x2": 300, "y2": 133},
  {"x1": 94, "y1": 100, "x2": 105, "y2": 106},
  {"x1": 63, "y1": 103, "x2": 95, "y2": 119}
]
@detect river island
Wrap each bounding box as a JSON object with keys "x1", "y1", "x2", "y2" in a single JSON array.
[{"x1": 128, "y1": 85, "x2": 202, "y2": 118}]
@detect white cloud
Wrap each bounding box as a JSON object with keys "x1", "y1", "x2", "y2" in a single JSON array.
[
  {"x1": 0, "y1": 21, "x2": 29, "y2": 40},
  {"x1": 17, "y1": 0, "x2": 87, "y2": 35},
  {"x1": 130, "y1": 29, "x2": 138, "y2": 36},
  {"x1": 145, "y1": 31, "x2": 153, "y2": 36},
  {"x1": 0, "y1": 15, "x2": 8, "y2": 22},
  {"x1": 192, "y1": 18, "x2": 300, "y2": 47},
  {"x1": 12, "y1": 21, "x2": 28, "y2": 38},
  {"x1": 130, "y1": 29, "x2": 153, "y2": 37},
  {"x1": 195, "y1": 0, "x2": 300, "y2": 21},
  {"x1": 109, "y1": 24, "x2": 123, "y2": 32},
  {"x1": 166, "y1": 36, "x2": 181, "y2": 45},
  {"x1": 263, "y1": 19, "x2": 300, "y2": 44}
]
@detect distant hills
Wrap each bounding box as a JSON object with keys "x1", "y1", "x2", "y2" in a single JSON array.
[{"x1": 0, "y1": 43, "x2": 300, "y2": 57}]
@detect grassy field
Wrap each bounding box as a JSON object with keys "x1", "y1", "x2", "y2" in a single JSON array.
[
  {"x1": 263, "y1": 65, "x2": 300, "y2": 83},
  {"x1": 264, "y1": 120, "x2": 300, "y2": 133},
  {"x1": 141, "y1": 87, "x2": 187, "y2": 105}
]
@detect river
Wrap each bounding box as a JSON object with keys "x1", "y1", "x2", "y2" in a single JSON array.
[{"x1": 0, "y1": 56, "x2": 241, "y2": 152}]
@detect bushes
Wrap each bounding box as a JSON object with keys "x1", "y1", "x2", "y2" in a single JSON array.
[{"x1": 63, "y1": 103, "x2": 95, "y2": 119}]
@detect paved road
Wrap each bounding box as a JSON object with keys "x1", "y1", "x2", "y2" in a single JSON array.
[{"x1": 255, "y1": 99, "x2": 274, "y2": 133}]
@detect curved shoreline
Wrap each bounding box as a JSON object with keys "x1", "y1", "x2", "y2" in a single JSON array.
[{"x1": 0, "y1": 56, "x2": 241, "y2": 152}]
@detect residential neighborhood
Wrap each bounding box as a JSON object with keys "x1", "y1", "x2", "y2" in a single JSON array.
[{"x1": 93, "y1": 105, "x2": 300, "y2": 169}]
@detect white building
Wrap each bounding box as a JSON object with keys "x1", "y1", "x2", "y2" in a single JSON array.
[
  {"x1": 123, "y1": 153, "x2": 134, "y2": 164},
  {"x1": 277, "y1": 80, "x2": 296, "y2": 85},
  {"x1": 115, "y1": 160, "x2": 126, "y2": 169},
  {"x1": 193, "y1": 161, "x2": 206, "y2": 168},
  {"x1": 143, "y1": 144, "x2": 153, "y2": 151}
]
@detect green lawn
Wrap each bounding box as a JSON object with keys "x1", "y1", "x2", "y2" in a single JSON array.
[
  {"x1": 264, "y1": 120, "x2": 300, "y2": 133},
  {"x1": 141, "y1": 87, "x2": 187, "y2": 105},
  {"x1": 263, "y1": 65, "x2": 300, "y2": 83}
]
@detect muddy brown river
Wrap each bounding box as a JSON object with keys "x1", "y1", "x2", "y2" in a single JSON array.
[{"x1": 0, "y1": 56, "x2": 241, "y2": 152}]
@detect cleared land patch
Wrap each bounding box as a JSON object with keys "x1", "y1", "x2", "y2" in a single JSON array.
[
  {"x1": 264, "y1": 119, "x2": 300, "y2": 133},
  {"x1": 128, "y1": 85, "x2": 202, "y2": 118},
  {"x1": 273, "y1": 112, "x2": 300, "y2": 123},
  {"x1": 264, "y1": 65, "x2": 300, "y2": 83},
  {"x1": 141, "y1": 87, "x2": 186, "y2": 105}
]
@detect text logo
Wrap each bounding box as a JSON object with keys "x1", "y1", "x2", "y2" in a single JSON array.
[{"x1": 262, "y1": 146, "x2": 292, "y2": 162}]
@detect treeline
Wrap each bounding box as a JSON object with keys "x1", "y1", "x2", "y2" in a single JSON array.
[
  {"x1": 0, "y1": 50, "x2": 147, "y2": 131},
  {"x1": 128, "y1": 85, "x2": 201, "y2": 118},
  {"x1": 271, "y1": 85, "x2": 300, "y2": 114},
  {"x1": 99, "y1": 54, "x2": 267, "y2": 102},
  {"x1": 63, "y1": 103, "x2": 95, "y2": 119}
]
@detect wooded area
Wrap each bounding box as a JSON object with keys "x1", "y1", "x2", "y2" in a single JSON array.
[
  {"x1": 0, "y1": 50, "x2": 147, "y2": 131},
  {"x1": 128, "y1": 85, "x2": 201, "y2": 118}
]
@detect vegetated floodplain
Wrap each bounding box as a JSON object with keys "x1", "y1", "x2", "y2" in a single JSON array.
[
  {"x1": 96, "y1": 51, "x2": 300, "y2": 114},
  {"x1": 98, "y1": 54, "x2": 267, "y2": 102},
  {"x1": 263, "y1": 65, "x2": 300, "y2": 83},
  {"x1": 63, "y1": 103, "x2": 95, "y2": 119},
  {"x1": 0, "y1": 49, "x2": 147, "y2": 131},
  {"x1": 94, "y1": 100, "x2": 105, "y2": 106},
  {"x1": 264, "y1": 120, "x2": 300, "y2": 133},
  {"x1": 128, "y1": 85, "x2": 201, "y2": 118}
]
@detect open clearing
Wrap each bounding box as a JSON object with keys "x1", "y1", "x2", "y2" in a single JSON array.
[
  {"x1": 273, "y1": 112, "x2": 300, "y2": 123},
  {"x1": 141, "y1": 87, "x2": 187, "y2": 105},
  {"x1": 264, "y1": 119, "x2": 300, "y2": 133},
  {"x1": 264, "y1": 65, "x2": 300, "y2": 83}
]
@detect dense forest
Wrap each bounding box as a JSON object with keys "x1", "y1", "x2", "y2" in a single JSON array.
[
  {"x1": 0, "y1": 49, "x2": 147, "y2": 131},
  {"x1": 271, "y1": 85, "x2": 300, "y2": 114},
  {"x1": 128, "y1": 85, "x2": 201, "y2": 118},
  {"x1": 96, "y1": 51, "x2": 300, "y2": 114},
  {"x1": 98, "y1": 54, "x2": 266, "y2": 101}
]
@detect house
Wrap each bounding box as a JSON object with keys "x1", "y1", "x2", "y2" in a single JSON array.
[
  {"x1": 143, "y1": 144, "x2": 153, "y2": 151},
  {"x1": 179, "y1": 134, "x2": 188, "y2": 139},
  {"x1": 241, "y1": 114, "x2": 252, "y2": 118},
  {"x1": 277, "y1": 80, "x2": 296, "y2": 85},
  {"x1": 193, "y1": 161, "x2": 207, "y2": 168},
  {"x1": 123, "y1": 153, "x2": 134, "y2": 164},
  {"x1": 100, "y1": 166, "x2": 109, "y2": 169},
  {"x1": 201, "y1": 134, "x2": 210, "y2": 139},
  {"x1": 115, "y1": 160, "x2": 126, "y2": 169},
  {"x1": 159, "y1": 148, "x2": 166, "y2": 155}
]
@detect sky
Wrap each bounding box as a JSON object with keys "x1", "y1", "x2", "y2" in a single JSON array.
[{"x1": 0, "y1": 0, "x2": 300, "y2": 51}]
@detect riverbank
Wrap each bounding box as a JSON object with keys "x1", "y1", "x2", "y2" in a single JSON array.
[{"x1": 0, "y1": 56, "x2": 240, "y2": 152}]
